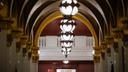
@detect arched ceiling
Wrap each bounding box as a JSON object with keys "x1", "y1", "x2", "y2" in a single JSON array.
[{"x1": 6, "y1": 0, "x2": 128, "y2": 46}]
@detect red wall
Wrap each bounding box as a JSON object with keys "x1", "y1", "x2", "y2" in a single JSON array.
[{"x1": 38, "y1": 61, "x2": 94, "y2": 72}]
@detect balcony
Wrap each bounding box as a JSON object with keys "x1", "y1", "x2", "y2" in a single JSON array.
[{"x1": 39, "y1": 36, "x2": 94, "y2": 61}]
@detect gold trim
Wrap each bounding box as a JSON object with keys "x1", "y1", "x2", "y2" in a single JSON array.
[{"x1": 34, "y1": 11, "x2": 98, "y2": 48}]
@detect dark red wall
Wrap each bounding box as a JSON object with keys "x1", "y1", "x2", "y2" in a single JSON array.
[{"x1": 38, "y1": 61, "x2": 94, "y2": 72}]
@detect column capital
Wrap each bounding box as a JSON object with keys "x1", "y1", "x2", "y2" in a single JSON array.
[
  {"x1": 112, "y1": 28, "x2": 123, "y2": 41},
  {"x1": 0, "y1": 18, "x2": 13, "y2": 30},
  {"x1": 32, "y1": 46, "x2": 39, "y2": 55},
  {"x1": 32, "y1": 54, "x2": 39, "y2": 63},
  {"x1": 26, "y1": 41, "x2": 32, "y2": 50},
  {"x1": 105, "y1": 35, "x2": 114, "y2": 45},
  {"x1": 11, "y1": 27, "x2": 23, "y2": 39},
  {"x1": 93, "y1": 46, "x2": 101, "y2": 55},
  {"x1": 20, "y1": 35, "x2": 28, "y2": 47},
  {"x1": 100, "y1": 41, "x2": 108, "y2": 53},
  {"x1": 93, "y1": 55, "x2": 100, "y2": 63},
  {"x1": 93, "y1": 46, "x2": 101, "y2": 50}
]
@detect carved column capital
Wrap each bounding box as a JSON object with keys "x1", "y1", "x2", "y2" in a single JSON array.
[
  {"x1": 120, "y1": 18, "x2": 128, "y2": 47},
  {"x1": 11, "y1": 27, "x2": 23, "y2": 39},
  {"x1": 100, "y1": 41, "x2": 107, "y2": 53},
  {"x1": 26, "y1": 41, "x2": 32, "y2": 51},
  {"x1": 32, "y1": 54, "x2": 39, "y2": 63},
  {"x1": 120, "y1": 17, "x2": 128, "y2": 33},
  {"x1": 112, "y1": 28, "x2": 123, "y2": 42},
  {"x1": 0, "y1": 18, "x2": 13, "y2": 30},
  {"x1": 93, "y1": 46, "x2": 101, "y2": 55},
  {"x1": 31, "y1": 46, "x2": 39, "y2": 63},
  {"x1": 105, "y1": 36, "x2": 114, "y2": 45},
  {"x1": 20, "y1": 35, "x2": 28, "y2": 47},
  {"x1": 32, "y1": 46, "x2": 39, "y2": 55},
  {"x1": 93, "y1": 55, "x2": 100, "y2": 63}
]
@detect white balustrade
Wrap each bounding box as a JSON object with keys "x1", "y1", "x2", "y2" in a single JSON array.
[{"x1": 38, "y1": 36, "x2": 94, "y2": 61}]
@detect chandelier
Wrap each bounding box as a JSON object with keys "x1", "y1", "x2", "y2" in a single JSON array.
[
  {"x1": 60, "y1": 0, "x2": 79, "y2": 16},
  {"x1": 59, "y1": 0, "x2": 79, "y2": 59},
  {"x1": 60, "y1": 18, "x2": 76, "y2": 33}
]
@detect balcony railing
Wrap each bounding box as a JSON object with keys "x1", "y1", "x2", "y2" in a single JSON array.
[{"x1": 38, "y1": 36, "x2": 95, "y2": 60}]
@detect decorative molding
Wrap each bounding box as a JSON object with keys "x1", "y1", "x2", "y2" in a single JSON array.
[
  {"x1": 32, "y1": 54, "x2": 39, "y2": 63},
  {"x1": 100, "y1": 41, "x2": 107, "y2": 53},
  {"x1": 105, "y1": 35, "x2": 114, "y2": 45},
  {"x1": 20, "y1": 35, "x2": 28, "y2": 48},
  {"x1": 120, "y1": 17, "x2": 128, "y2": 33},
  {"x1": 0, "y1": 18, "x2": 13, "y2": 30},
  {"x1": 26, "y1": 41, "x2": 32, "y2": 51},
  {"x1": 93, "y1": 46, "x2": 101, "y2": 55},
  {"x1": 93, "y1": 55, "x2": 100, "y2": 63},
  {"x1": 112, "y1": 28, "x2": 123, "y2": 42},
  {"x1": 120, "y1": 18, "x2": 128, "y2": 48},
  {"x1": 11, "y1": 27, "x2": 23, "y2": 39},
  {"x1": 32, "y1": 48, "x2": 38, "y2": 55},
  {"x1": 31, "y1": 46, "x2": 39, "y2": 63}
]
